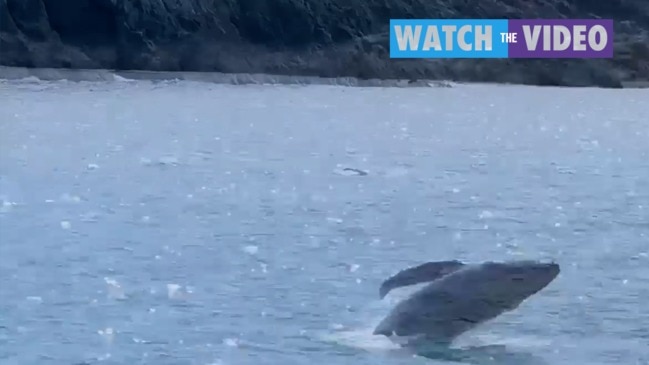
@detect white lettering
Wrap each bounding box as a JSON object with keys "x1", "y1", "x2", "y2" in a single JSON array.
[
  {"x1": 442, "y1": 25, "x2": 457, "y2": 51},
  {"x1": 422, "y1": 25, "x2": 441, "y2": 51},
  {"x1": 522, "y1": 25, "x2": 541, "y2": 51},
  {"x1": 573, "y1": 25, "x2": 587, "y2": 51},
  {"x1": 588, "y1": 25, "x2": 607, "y2": 51},
  {"x1": 458, "y1": 25, "x2": 472, "y2": 51},
  {"x1": 394, "y1": 25, "x2": 422, "y2": 51},
  {"x1": 543, "y1": 25, "x2": 551, "y2": 50},
  {"x1": 553, "y1": 26, "x2": 571, "y2": 51},
  {"x1": 475, "y1": 25, "x2": 492, "y2": 51}
]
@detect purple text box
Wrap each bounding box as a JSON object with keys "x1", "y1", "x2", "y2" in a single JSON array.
[{"x1": 508, "y1": 19, "x2": 614, "y2": 58}]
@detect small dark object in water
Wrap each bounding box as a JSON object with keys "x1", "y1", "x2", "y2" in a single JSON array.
[{"x1": 342, "y1": 168, "x2": 368, "y2": 176}]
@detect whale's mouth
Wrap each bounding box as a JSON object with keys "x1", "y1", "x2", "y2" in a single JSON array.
[
  {"x1": 511, "y1": 262, "x2": 560, "y2": 284},
  {"x1": 372, "y1": 327, "x2": 392, "y2": 336},
  {"x1": 537, "y1": 262, "x2": 561, "y2": 286},
  {"x1": 458, "y1": 317, "x2": 479, "y2": 324},
  {"x1": 547, "y1": 262, "x2": 561, "y2": 278},
  {"x1": 507, "y1": 261, "x2": 560, "y2": 300}
]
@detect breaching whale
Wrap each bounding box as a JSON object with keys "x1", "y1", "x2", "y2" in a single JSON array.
[{"x1": 374, "y1": 260, "x2": 560, "y2": 346}]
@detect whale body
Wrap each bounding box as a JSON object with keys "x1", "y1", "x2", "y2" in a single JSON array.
[{"x1": 374, "y1": 260, "x2": 560, "y2": 346}]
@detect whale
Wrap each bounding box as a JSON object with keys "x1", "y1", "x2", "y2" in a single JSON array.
[{"x1": 373, "y1": 260, "x2": 560, "y2": 346}]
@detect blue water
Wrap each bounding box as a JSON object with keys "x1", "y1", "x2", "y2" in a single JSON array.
[{"x1": 1, "y1": 78, "x2": 648, "y2": 365}]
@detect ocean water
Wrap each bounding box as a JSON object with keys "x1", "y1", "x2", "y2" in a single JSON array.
[{"x1": 0, "y1": 76, "x2": 648, "y2": 365}]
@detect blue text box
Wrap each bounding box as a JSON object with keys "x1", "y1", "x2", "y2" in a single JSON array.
[{"x1": 390, "y1": 19, "x2": 509, "y2": 58}]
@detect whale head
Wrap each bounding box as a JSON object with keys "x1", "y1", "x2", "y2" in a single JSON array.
[{"x1": 471, "y1": 260, "x2": 560, "y2": 310}]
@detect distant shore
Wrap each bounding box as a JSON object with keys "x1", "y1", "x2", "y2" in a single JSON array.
[
  {"x1": 0, "y1": 66, "x2": 448, "y2": 87},
  {"x1": 4, "y1": 66, "x2": 649, "y2": 90},
  {"x1": 1, "y1": 0, "x2": 648, "y2": 88}
]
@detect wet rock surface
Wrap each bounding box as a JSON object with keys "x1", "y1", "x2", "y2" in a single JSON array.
[{"x1": 1, "y1": 0, "x2": 648, "y2": 87}]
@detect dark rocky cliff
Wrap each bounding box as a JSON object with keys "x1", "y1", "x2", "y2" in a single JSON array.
[{"x1": 1, "y1": 0, "x2": 648, "y2": 87}]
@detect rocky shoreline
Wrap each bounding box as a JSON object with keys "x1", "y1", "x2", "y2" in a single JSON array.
[{"x1": 1, "y1": 0, "x2": 648, "y2": 88}]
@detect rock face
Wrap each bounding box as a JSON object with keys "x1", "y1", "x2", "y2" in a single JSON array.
[{"x1": 1, "y1": 0, "x2": 648, "y2": 87}]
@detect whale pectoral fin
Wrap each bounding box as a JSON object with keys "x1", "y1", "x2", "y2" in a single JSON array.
[{"x1": 379, "y1": 260, "x2": 465, "y2": 299}]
